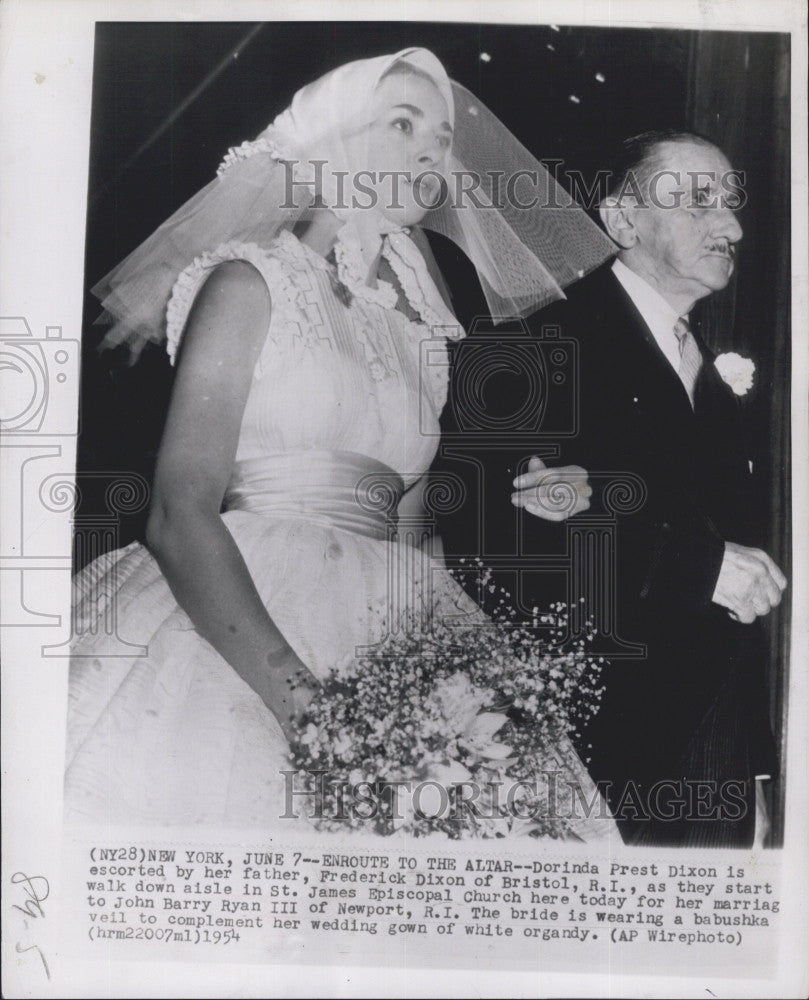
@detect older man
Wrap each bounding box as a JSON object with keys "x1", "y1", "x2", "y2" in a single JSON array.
[{"x1": 483, "y1": 131, "x2": 786, "y2": 846}]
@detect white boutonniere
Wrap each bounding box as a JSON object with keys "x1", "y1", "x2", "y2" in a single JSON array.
[{"x1": 714, "y1": 352, "x2": 755, "y2": 396}]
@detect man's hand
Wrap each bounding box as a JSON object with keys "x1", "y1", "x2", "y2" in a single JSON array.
[
  {"x1": 511, "y1": 457, "x2": 592, "y2": 522},
  {"x1": 711, "y1": 541, "x2": 787, "y2": 623}
]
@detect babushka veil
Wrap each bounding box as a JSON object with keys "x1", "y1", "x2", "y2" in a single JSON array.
[{"x1": 93, "y1": 47, "x2": 615, "y2": 357}]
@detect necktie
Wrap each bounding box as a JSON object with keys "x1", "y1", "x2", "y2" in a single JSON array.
[{"x1": 674, "y1": 317, "x2": 702, "y2": 406}]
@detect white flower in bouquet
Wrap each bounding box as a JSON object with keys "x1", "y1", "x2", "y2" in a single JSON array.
[
  {"x1": 714, "y1": 352, "x2": 755, "y2": 396},
  {"x1": 430, "y1": 672, "x2": 489, "y2": 725},
  {"x1": 333, "y1": 728, "x2": 353, "y2": 759},
  {"x1": 428, "y1": 673, "x2": 510, "y2": 761},
  {"x1": 461, "y1": 710, "x2": 512, "y2": 760}
]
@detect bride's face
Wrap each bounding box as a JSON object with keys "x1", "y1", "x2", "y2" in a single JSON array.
[{"x1": 361, "y1": 70, "x2": 452, "y2": 227}]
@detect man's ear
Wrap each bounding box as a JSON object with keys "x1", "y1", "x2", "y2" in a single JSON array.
[{"x1": 599, "y1": 197, "x2": 638, "y2": 249}]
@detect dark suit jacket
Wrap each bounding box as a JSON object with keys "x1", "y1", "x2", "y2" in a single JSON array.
[{"x1": 437, "y1": 262, "x2": 776, "y2": 846}]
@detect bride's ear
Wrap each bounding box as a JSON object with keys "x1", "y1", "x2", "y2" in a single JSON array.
[{"x1": 599, "y1": 196, "x2": 638, "y2": 249}]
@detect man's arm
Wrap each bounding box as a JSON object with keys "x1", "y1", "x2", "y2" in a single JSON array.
[
  {"x1": 516, "y1": 440, "x2": 785, "y2": 623},
  {"x1": 513, "y1": 298, "x2": 785, "y2": 624}
]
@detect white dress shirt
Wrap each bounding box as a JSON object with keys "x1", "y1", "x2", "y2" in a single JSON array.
[{"x1": 611, "y1": 258, "x2": 685, "y2": 373}]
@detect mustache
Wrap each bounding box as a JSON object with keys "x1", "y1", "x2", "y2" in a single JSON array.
[{"x1": 706, "y1": 238, "x2": 737, "y2": 257}]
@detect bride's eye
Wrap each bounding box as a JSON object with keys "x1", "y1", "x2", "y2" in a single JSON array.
[{"x1": 391, "y1": 117, "x2": 413, "y2": 135}]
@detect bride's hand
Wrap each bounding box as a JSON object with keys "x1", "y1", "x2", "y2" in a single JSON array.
[
  {"x1": 511, "y1": 457, "x2": 592, "y2": 521},
  {"x1": 263, "y1": 643, "x2": 320, "y2": 744}
]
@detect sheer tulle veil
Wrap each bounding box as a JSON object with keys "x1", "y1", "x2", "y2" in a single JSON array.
[{"x1": 93, "y1": 47, "x2": 615, "y2": 357}]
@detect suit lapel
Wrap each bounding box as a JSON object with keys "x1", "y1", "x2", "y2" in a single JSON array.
[
  {"x1": 592, "y1": 270, "x2": 753, "y2": 539},
  {"x1": 691, "y1": 330, "x2": 733, "y2": 414},
  {"x1": 600, "y1": 271, "x2": 698, "y2": 424},
  {"x1": 690, "y1": 329, "x2": 751, "y2": 484}
]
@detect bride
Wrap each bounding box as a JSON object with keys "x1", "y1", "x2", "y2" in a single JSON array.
[{"x1": 65, "y1": 48, "x2": 616, "y2": 830}]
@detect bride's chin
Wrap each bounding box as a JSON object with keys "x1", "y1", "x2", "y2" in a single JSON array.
[{"x1": 380, "y1": 201, "x2": 430, "y2": 229}]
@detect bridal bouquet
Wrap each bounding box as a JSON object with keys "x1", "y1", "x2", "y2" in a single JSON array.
[{"x1": 288, "y1": 598, "x2": 605, "y2": 839}]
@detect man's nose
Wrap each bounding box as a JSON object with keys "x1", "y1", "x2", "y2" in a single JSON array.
[{"x1": 716, "y1": 206, "x2": 743, "y2": 243}]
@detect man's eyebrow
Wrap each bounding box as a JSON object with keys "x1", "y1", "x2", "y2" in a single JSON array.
[{"x1": 391, "y1": 104, "x2": 453, "y2": 132}]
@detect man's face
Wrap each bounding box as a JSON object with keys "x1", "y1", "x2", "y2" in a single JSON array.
[{"x1": 628, "y1": 140, "x2": 743, "y2": 306}]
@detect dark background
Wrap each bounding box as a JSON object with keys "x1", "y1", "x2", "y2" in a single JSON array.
[{"x1": 75, "y1": 21, "x2": 791, "y2": 842}]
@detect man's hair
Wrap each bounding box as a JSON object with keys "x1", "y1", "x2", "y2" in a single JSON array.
[{"x1": 606, "y1": 129, "x2": 720, "y2": 200}]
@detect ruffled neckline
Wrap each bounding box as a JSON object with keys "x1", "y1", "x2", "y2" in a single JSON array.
[
  {"x1": 274, "y1": 227, "x2": 463, "y2": 339},
  {"x1": 273, "y1": 228, "x2": 399, "y2": 311}
]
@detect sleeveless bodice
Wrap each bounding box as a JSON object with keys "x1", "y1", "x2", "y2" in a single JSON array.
[{"x1": 166, "y1": 230, "x2": 462, "y2": 524}]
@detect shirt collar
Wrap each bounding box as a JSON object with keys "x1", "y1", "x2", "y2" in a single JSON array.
[{"x1": 611, "y1": 258, "x2": 687, "y2": 372}]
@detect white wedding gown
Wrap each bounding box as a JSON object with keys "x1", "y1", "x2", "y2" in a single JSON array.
[{"x1": 65, "y1": 229, "x2": 613, "y2": 837}]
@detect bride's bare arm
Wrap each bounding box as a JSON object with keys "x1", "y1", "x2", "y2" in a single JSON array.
[{"x1": 145, "y1": 260, "x2": 316, "y2": 740}]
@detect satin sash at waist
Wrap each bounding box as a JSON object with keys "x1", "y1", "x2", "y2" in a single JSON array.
[{"x1": 224, "y1": 450, "x2": 405, "y2": 540}]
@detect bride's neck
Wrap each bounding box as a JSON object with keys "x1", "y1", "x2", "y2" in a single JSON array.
[
  {"x1": 294, "y1": 210, "x2": 344, "y2": 257},
  {"x1": 295, "y1": 209, "x2": 385, "y2": 287}
]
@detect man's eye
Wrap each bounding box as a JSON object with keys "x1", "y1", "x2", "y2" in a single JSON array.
[
  {"x1": 391, "y1": 117, "x2": 413, "y2": 135},
  {"x1": 437, "y1": 134, "x2": 452, "y2": 150}
]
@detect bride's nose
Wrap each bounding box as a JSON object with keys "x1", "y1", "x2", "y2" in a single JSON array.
[{"x1": 415, "y1": 136, "x2": 446, "y2": 170}]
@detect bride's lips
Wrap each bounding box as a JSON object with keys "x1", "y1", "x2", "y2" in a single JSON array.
[{"x1": 413, "y1": 173, "x2": 442, "y2": 208}]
